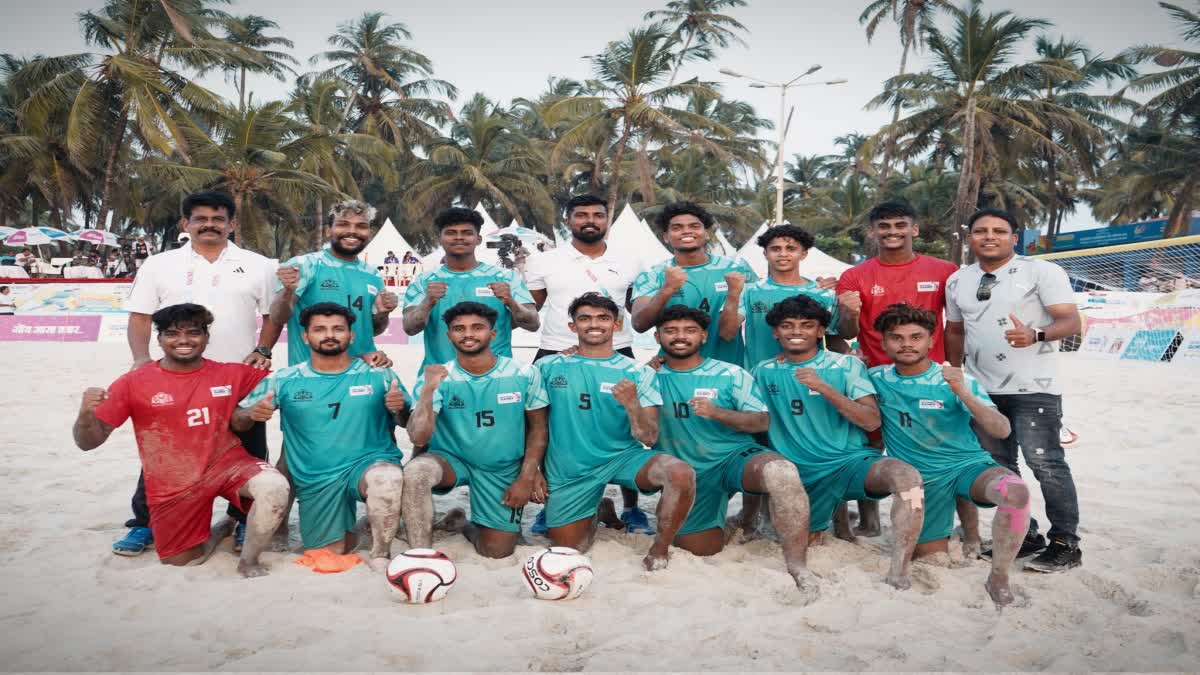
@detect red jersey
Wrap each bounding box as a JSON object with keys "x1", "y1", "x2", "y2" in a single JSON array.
[
  {"x1": 95, "y1": 360, "x2": 268, "y2": 504},
  {"x1": 836, "y1": 254, "x2": 959, "y2": 367}
]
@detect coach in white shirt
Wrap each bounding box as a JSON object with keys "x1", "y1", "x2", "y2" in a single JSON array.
[{"x1": 113, "y1": 191, "x2": 281, "y2": 557}]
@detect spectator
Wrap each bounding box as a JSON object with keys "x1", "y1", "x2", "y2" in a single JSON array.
[
  {"x1": 402, "y1": 251, "x2": 420, "y2": 264},
  {"x1": 384, "y1": 250, "x2": 400, "y2": 264},
  {"x1": 133, "y1": 236, "x2": 150, "y2": 270},
  {"x1": 15, "y1": 248, "x2": 35, "y2": 276},
  {"x1": 0, "y1": 285, "x2": 15, "y2": 314}
]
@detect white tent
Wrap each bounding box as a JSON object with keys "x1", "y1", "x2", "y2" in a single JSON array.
[
  {"x1": 475, "y1": 204, "x2": 500, "y2": 235},
  {"x1": 734, "y1": 222, "x2": 852, "y2": 280},
  {"x1": 606, "y1": 205, "x2": 670, "y2": 273},
  {"x1": 710, "y1": 227, "x2": 736, "y2": 257},
  {"x1": 362, "y1": 218, "x2": 417, "y2": 266}
]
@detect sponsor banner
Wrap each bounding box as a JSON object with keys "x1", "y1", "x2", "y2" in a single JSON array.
[
  {"x1": 0, "y1": 315, "x2": 102, "y2": 342},
  {"x1": 1078, "y1": 325, "x2": 1136, "y2": 359},
  {"x1": 1175, "y1": 330, "x2": 1200, "y2": 363},
  {"x1": 1120, "y1": 329, "x2": 1179, "y2": 362},
  {"x1": 6, "y1": 282, "x2": 131, "y2": 314}
]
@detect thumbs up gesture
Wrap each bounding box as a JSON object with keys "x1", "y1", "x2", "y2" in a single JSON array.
[
  {"x1": 248, "y1": 391, "x2": 277, "y2": 422},
  {"x1": 1003, "y1": 313, "x2": 1037, "y2": 348},
  {"x1": 384, "y1": 379, "x2": 407, "y2": 412}
]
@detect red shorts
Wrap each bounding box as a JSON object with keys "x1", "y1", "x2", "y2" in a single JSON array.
[
  {"x1": 867, "y1": 428, "x2": 884, "y2": 446},
  {"x1": 147, "y1": 448, "x2": 270, "y2": 560}
]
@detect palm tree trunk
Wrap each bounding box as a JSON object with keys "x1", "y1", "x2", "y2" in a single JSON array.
[
  {"x1": 239, "y1": 67, "x2": 247, "y2": 112},
  {"x1": 232, "y1": 191, "x2": 245, "y2": 246},
  {"x1": 313, "y1": 196, "x2": 324, "y2": 251},
  {"x1": 668, "y1": 32, "x2": 694, "y2": 87},
  {"x1": 878, "y1": 38, "x2": 911, "y2": 189},
  {"x1": 606, "y1": 125, "x2": 635, "y2": 219},
  {"x1": 95, "y1": 108, "x2": 130, "y2": 231},
  {"x1": 1165, "y1": 173, "x2": 1199, "y2": 238},
  {"x1": 1045, "y1": 147, "x2": 1059, "y2": 252},
  {"x1": 950, "y1": 95, "x2": 978, "y2": 265}
]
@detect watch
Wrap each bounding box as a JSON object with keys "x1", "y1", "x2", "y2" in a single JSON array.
[
  {"x1": 1035, "y1": 329, "x2": 1046, "y2": 343},
  {"x1": 254, "y1": 346, "x2": 273, "y2": 358}
]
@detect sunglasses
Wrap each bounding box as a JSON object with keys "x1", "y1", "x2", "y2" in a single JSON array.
[{"x1": 976, "y1": 272, "x2": 998, "y2": 301}]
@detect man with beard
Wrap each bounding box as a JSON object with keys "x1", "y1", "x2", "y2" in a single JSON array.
[
  {"x1": 539, "y1": 293, "x2": 696, "y2": 571},
  {"x1": 402, "y1": 302, "x2": 550, "y2": 558},
  {"x1": 271, "y1": 200, "x2": 397, "y2": 368},
  {"x1": 74, "y1": 304, "x2": 290, "y2": 577},
  {"x1": 235, "y1": 303, "x2": 410, "y2": 573},
  {"x1": 523, "y1": 194, "x2": 653, "y2": 535},
  {"x1": 118, "y1": 191, "x2": 279, "y2": 556},
  {"x1": 631, "y1": 202, "x2": 757, "y2": 366},
  {"x1": 651, "y1": 305, "x2": 818, "y2": 601}
]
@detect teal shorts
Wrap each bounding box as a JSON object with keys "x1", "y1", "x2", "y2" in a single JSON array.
[
  {"x1": 545, "y1": 450, "x2": 660, "y2": 528},
  {"x1": 430, "y1": 450, "x2": 523, "y2": 533},
  {"x1": 679, "y1": 446, "x2": 768, "y2": 536},
  {"x1": 295, "y1": 454, "x2": 402, "y2": 549},
  {"x1": 798, "y1": 452, "x2": 886, "y2": 533},
  {"x1": 919, "y1": 460, "x2": 998, "y2": 544}
]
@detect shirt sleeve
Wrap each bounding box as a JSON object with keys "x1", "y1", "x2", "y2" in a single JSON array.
[
  {"x1": 404, "y1": 273, "x2": 428, "y2": 307},
  {"x1": 236, "y1": 364, "x2": 271, "y2": 399},
  {"x1": 731, "y1": 367, "x2": 768, "y2": 412},
  {"x1": 239, "y1": 372, "x2": 279, "y2": 408},
  {"x1": 635, "y1": 365, "x2": 663, "y2": 407},
  {"x1": 93, "y1": 374, "x2": 132, "y2": 428},
  {"x1": 524, "y1": 254, "x2": 549, "y2": 291},
  {"x1": 944, "y1": 272, "x2": 964, "y2": 322},
  {"x1": 737, "y1": 258, "x2": 759, "y2": 283},
  {"x1": 509, "y1": 270, "x2": 534, "y2": 305},
  {"x1": 844, "y1": 357, "x2": 877, "y2": 400},
  {"x1": 123, "y1": 257, "x2": 160, "y2": 314},
  {"x1": 735, "y1": 285, "x2": 749, "y2": 319},
  {"x1": 1036, "y1": 261, "x2": 1076, "y2": 308},
  {"x1": 825, "y1": 290, "x2": 841, "y2": 337},
  {"x1": 525, "y1": 366, "x2": 549, "y2": 410},
  {"x1": 965, "y1": 374, "x2": 996, "y2": 410},
  {"x1": 834, "y1": 266, "x2": 857, "y2": 295},
  {"x1": 256, "y1": 257, "x2": 277, "y2": 314},
  {"x1": 630, "y1": 267, "x2": 661, "y2": 300}
]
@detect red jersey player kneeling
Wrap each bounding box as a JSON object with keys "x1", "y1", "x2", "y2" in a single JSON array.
[{"x1": 73, "y1": 304, "x2": 290, "y2": 577}]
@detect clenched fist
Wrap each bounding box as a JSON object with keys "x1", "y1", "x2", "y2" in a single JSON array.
[
  {"x1": 276, "y1": 266, "x2": 301, "y2": 292},
  {"x1": 80, "y1": 387, "x2": 108, "y2": 415},
  {"x1": 941, "y1": 363, "x2": 968, "y2": 396},
  {"x1": 663, "y1": 265, "x2": 688, "y2": 293},
  {"x1": 724, "y1": 272, "x2": 746, "y2": 296},
  {"x1": 375, "y1": 291, "x2": 399, "y2": 314},
  {"x1": 793, "y1": 367, "x2": 829, "y2": 394},
  {"x1": 837, "y1": 290, "x2": 862, "y2": 315},
  {"x1": 611, "y1": 379, "x2": 638, "y2": 406},
  {"x1": 424, "y1": 281, "x2": 449, "y2": 304},
  {"x1": 422, "y1": 364, "x2": 450, "y2": 391},
  {"x1": 487, "y1": 281, "x2": 513, "y2": 304},
  {"x1": 688, "y1": 396, "x2": 718, "y2": 419}
]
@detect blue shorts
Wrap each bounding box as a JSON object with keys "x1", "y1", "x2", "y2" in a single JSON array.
[
  {"x1": 430, "y1": 450, "x2": 523, "y2": 533},
  {"x1": 797, "y1": 452, "x2": 886, "y2": 533},
  {"x1": 296, "y1": 454, "x2": 402, "y2": 549},
  {"x1": 919, "y1": 460, "x2": 998, "y2": 544},
  {"x1": 679, "y1": 446, "x2": 768, "y2": 536},
  {"x1": 545, "y1": 450, "x2": 660, "y2": 528}
]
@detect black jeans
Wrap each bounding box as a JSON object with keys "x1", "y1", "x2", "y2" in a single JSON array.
[
  {"x1": 533, "y1": 346, "x2": 635, "y2": 362},
  {"x1": 975, "y1": 393, "x2": 1080, "y2": 544},
  {"x1": 125, "y1": 421, "x2": 269, "y2": 528}
]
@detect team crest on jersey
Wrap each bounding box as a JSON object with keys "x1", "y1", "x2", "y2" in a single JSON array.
[
  {"x1": 150, "y1": 392, "x2": 174, "y2": 407},
  {"x1": 548, "y1": 375, "x2": 569, "y2": 389},
  {"x1": 751, "y1": 300, "x2": 770, "y2": 314},
  {"x1": 918, "y1": 399, "x2": 945, "y2": 410},
  {"x1": 692, "y1": 388, "x2": 718, "y2": 399},
  {"x1": 447, "y1": 395, "x2": 466, "y2": 409},
  {"x1": 293, "y1": 389, "x2": 313, "y2": 401},
  {"x1": 917, "y1": 281, "x2": 939, "y2": 292},
  {"x1": 209, "y1": 385, "x2": 232, "y2": 397},
  {"x1": 871, "y1": 284, "x2": 886, "y2": 296},
  {"x1": 320, "y1": 279, "x2": 340, "y2": 290},
  {"x1": 498, "y1": 392, "x2": 522, "y2": 404},
  {"x1": 765, "y1": 383, "x2": 781, "y2": 396},
  {"x1": 349, "y1": 384, "x2": 373, "y2": 396}
]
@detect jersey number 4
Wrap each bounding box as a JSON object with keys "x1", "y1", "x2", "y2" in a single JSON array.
[{"x1": 346, "y1": 294, "x2": 364, "y2": 311}]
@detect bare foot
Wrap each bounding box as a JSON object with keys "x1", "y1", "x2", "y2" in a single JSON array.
[
  {"x1": 962, "y1": 537, "x2": 983, "y2": 560},
  {"x1": 643, "y1": 544, "x2": 670, "y2": 571},
  {"x1": 884, "y1": 572, "x2": 912, "y2": 590},
  {"x1": 368, "y1": 556, "x2": 391, "y2": 573},
  {"x1": 789, "y1": 566, "x2": 821, "y2": 605},
  {"x1": 435, "y1": 507, "x2": 468, "y2": 533},
  {"x1": 833, "y1": 504, "x2": 856, "y2": 542},
  {"x1": 237, "y1": 559, "x2": 270, "y2": 578},
  {"x1": 724, "y1": 514, "x2": 757, "y2": 544},
  {"x1": 598, "y1": 498, "x2": 625, "y2": 531},
  {"x1": 854, "y1": 521, "x2": 882, "y2": 537},
  {"x1": 985, "y1": 572, "x2": 1015, "y2": 607}
]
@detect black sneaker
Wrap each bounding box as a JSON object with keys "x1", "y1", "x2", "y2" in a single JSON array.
[
  {"x1": 981, "y1": 532, "x2": 1046, "y2": 560},
  {"x1": 1024, "y1": 538, "x2": 1082, "y2": 573}
]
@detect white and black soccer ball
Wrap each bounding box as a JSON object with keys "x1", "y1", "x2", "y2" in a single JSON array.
[
  {"x1": 386, "y1": 549, "x2": 457, "y2": 603},
  {"x1": 522, "y1": 546, "x2": 594, "y2": 600}
]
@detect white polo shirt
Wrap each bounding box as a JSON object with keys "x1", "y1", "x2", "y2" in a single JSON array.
[
  {"x1": 945, "y1": 256, "x2": 1075, "y2": 396},
  {"x1": 124, "y1": 242, "x2": 276, "y2": 362},
  {"x1": 524, "y1": 242, "x2": 645, "y2": 350}
]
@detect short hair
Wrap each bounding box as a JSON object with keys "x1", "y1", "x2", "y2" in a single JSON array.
[
  {"x1": 966, "y1": 208, "x2": 1019, "y2": 234},
  {"x1": 765, "y1": 295, "x2": 832, "y2": 328},
  {"x1": 151, "y1": 303, "x2": 214, "y2": 333},
  {"x1": 182, "y1": 191, "x2": 236, "y2": 220},
  {"x1": 299, "y1": 302, "x2": 356, "y2": 329},
  {"x1": 655, "y1": 304, "x2": 710, "y2": 330},
  {"x1": 328, "y1": 199, "x2": 377, "y2": 224},
  {"x1": 565, "y1": 194, "x2": 607, "y2": 217},
  {"x1": 757, "y1": 224, "x2": 814, "y2": 250},
  {"x1": 1, "y1": 285, "x2": 10, "y2": 292},
  {"x1": 568, "y1": 291, "x2": 620, "y2": 320},
  {"x1": 867, "y1": 200, "x2": 916, "y2": 224},
  {"x1": 434, "y1": 207, "x2": 484, "y2": 232},
  {"x1": 442, "y1": 301, "x2": 499, "y2": 328},
  {"x1": 655, "y1": 201, "x2": 714, "y2": 232},
  {"x1": 873, "y1": 302, "x2": 937, "y2": 335}
]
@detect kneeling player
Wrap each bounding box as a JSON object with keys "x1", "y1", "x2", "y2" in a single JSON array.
[
  {"x1": 652, "y1": 305, "x2": 817, "y2": 596},
  {"x1": 403, "y1": 302, "x2": 549, "y2": 558},
  {"x1": 747, "y1": 296, "x2": 925, "y2": 589},
  {"x1": 73, "y1": 304, "x2": 289, "y2": 577},
  {"x1": 539, "y1": 293, "x2": 696, "y2": 571},
  {"x1": 235, "y1": 303, "x2": 410, "y2": 572},
  {"x1": 871, "y1": 303, "x2": 1029, "y2": 606}
]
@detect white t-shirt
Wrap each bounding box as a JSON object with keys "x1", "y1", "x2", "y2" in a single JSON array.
[
  {"x1": 524, "y1": 242, "x2": 645, "y2": 350},
  {"x1": 124, "y1": 243, "x2": 276, "y2": 362},
  {"x1": 945, "y1": 256, "x2": 1075, "y2": 395}
]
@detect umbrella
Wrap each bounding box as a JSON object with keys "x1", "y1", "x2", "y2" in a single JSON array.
[
  {"x1": 72, "y1": 229, "x2": 121, "y2": 247},
  {"x1": 0, "y1": 226, "x2": 16, "y2": 239},
  {"x1": 2, "y1": 226, "x2": 75, "y2": 247}
]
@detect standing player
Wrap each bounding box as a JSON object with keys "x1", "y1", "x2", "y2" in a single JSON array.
[
  {"x1": 73, "y1": 304, "x2": 289, "y2": 577},
  {"x1": 944, "y1": 208, "x2": 1083, "y2": 572},
  {"x1": 235, "y1": 303, "x2": 410, "y2": 572},
  {"x1": 835, "y1": 200, "x2": 959, "y2": 538},
  {"x1": 524, "y1": 194, "x2": 653, "y2": 535},
  {"x1": 539, "y1": 293, "x2": 696, "y2": 571},
  {"x1": 403, "y1": 207, "x2": 539, "y2": 369},
  {"x1": 747, "y1": 296, "x2": 925, "y2": 590},
  {"x1": 652, "y1": 305, "x2": 818, "y2": 598},
  {"x1": 719, "y1": 224, "x2": 859, "y2": 369},
  {"x1": 631, "y1": 201, "x2": 757, "y2": 365},
  {"x1": 871, "y1": 303, "x2": 1031, "y2": 606},
  {"x1": 270, "y1": 200, "x2": 397, "y2": 367},
  {"x1": 402, "y1": 302, "x2": 549, "y2": 558},
  {"x1": 119, "y1": 191, "x2": 279, "y2": 556}
]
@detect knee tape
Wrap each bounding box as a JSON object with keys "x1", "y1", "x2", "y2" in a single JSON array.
[
  {"x1": 994, "y1": 474, "x2": 1029, "y2": 533},
  {"x1": 899, "y1": 486, "x2": 924, "y2": 510}
]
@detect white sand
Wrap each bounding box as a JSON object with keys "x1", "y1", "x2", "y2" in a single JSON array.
[{"x1": 2, "y1": 343, "x2": 1198, "y2": 671}]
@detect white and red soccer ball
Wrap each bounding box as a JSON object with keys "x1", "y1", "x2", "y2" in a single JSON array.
[
  {"x1": 522, "y1": 546, "x2": 594, "y2": 600},
  {"x1": 386, "y1": 549, "x2": 457, "y2": 603}
]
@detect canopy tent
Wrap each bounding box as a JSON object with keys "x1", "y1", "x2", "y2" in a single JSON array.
[
  {"x1": 3, "y1": 226, "x2": 75, "y2": 248},
  {"x1": 734, "y1": 222, "x2": 852, "y2": 280},
  {"x1": 606, "y1": 205, "x2": 670, "y2": 273},
  {"x1": 710, "y1": 227, "x2": 737, "y2": 257},
  {"x1": 362, "y1": 218, "x2": 418, "y2": 266},
  {"x1": 71, "y1": 229, "x2": 121, "y2": 247},
  {"x1": 475, "y1": 204, "x2": 500, "y2": 234}
]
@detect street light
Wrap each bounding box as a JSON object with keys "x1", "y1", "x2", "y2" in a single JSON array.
[{"x1": 724, "y1": 67, "x2": 848, "y2": 225}]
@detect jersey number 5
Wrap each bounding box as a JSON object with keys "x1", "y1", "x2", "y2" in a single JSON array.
[{"x1": 578, "y1": 393, "x2": 592, "y2": 410}]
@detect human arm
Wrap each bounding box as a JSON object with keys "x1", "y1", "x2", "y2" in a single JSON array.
[
  {"x1": 404, "y1": 365, "x2": 447, "y2": 446},
  {"x1": 383, "y1": 378, "x2": 410, "y2": 427},
  {"x1": 944, "y1": 320, "x2": 966, "y2": 366},
  {"x1": 402, "y1": 280, "x2": 446, "y2": 335},
  {"x1": 372, "y1": 290, "x2": 399, "y2": 336},
  {"x1": 503, "y1": 407, "x2": 549, "y2": 508},
  {"x1": 717, "y1": 272, "x2": 746, "y2": 341},
  {"x1": 530, "y1": 288, "x2": 548, "y2": 310},
  {"x1": 1004, "y1": 305, "x2": 1081, "y2": 348},
  {"x1": 488, "y1": 280, "x2": 540, "y2": 331},
  {"x1": 836, "y1": 290, "x2": 861, "y2": 339},
  {"x1": 612, "y1": 379, "x2": 659, "y2": 446},
  {"x1": 942, "y1": 365, "x2": 1010, "y2": 438},
  {"x1": 794, "y1": 368, "x2": 881, "y2": 432},
  {"x1": 73, "y1": 387, "x2": 116, "y2": 451},
  {"x1": 126, "y1": 312, "x2": 154, "y2": 369},
  {"x1": 631, "y1": 266, "x2": 686, "y2": 332}
]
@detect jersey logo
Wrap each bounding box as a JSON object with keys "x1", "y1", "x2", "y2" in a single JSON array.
[
  {"x1": 209, "y1": 385, "x2": 232, "y2": 397},
  {"x1": 765, "y1": 383, "x2": 781, "y2": 395},
  {"x1": 693, "y1": 388, "x2": 718, "y2": 399},
  {"x1": 751, "y1": 300, "x2": 769, "y2": 314},
  {"x1": 498, "y1": 392, "x2": 523, "y2": 404},
  {"x1": 293, "y1": 389, "x2": 313, "y2": 401},
  {"x1": 349, "y1": 384, "x2": 373, "y2": 396},
  {"x1": 320, "y1": 279, "x2": 340, "y2": 290},
  {"x1": 918, "y1": 399, "x2": 944, "y2": 410},
  {"x1": 871, "y1": 284, "x2": 886, "y2": 296},
  {"x1": 232, "y1": 267, "x2": 245, "y2": 274},
  {"x1": 150, "y1": 392, "x2": 175, "y2": 407},
  {"x1": 714, "y1": 281, "x2": 728, "y2": 292},
  {"x1": 548, "y1": 375, "x2": 569, "y2": 388},
  {"x1": 366, "y1": 284, "x2": 379, "y2": 296},
  {"x1": 599, "y1": 382, "x2": 615, "y2": 394},
  {"x1": 447, "y1": 394, "x2": 466, "y2": 410},
  {"x1": 475, "y1": 287, "x2": 495, "y2": 297},
  {"x1": 917, "y1": 281, "x2": 939, "y2": 292}
]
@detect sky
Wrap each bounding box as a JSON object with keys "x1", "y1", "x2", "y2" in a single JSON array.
[{"x1": 0, "y1": 0, "x2": 1183, "y2": 231}]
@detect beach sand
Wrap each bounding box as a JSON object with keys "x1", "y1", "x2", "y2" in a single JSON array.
[{"x1": 1, "y1": 343, "x2": 1197, "y2": 671}]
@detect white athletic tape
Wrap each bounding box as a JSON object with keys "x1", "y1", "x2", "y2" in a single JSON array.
[{"x1": 899, "y1": 486, "x2": 924, "y2": 510}]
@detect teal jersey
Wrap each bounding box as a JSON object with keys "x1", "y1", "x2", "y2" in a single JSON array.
[
  {"x1": 404, "y1": 263, "x2": 534, "y2": 369},
  {"x1": 413, "y1": 356, "x2": 549, "y2": 471},
  {"x1": 239, "y1": 360, "x2": 409, "y2": 489},
  {"x1": 632, "y1": 255, "x2": 758, "y2": 364},
  {"x1": 868, "y1": 363, "x2": 996, "y2": 475},
  {"x1": 278, "y1": 249, "x2": 385, "y2": 366},
  {"x1": 735, "y1": 277, "x2": 840, "y2": 368},
  {"x1": 654, "y1": 358, "x2": 767, "y2": 471},
  {"x1": 752, "y1": 350, "x2": 876, "y2": 482},
  {"x1": 537, "y1": 353, "x2": 661, "y2": 484}
]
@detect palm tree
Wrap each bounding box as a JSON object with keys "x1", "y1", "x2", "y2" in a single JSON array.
[
  {"x1": 644, "y1": 0, "x2": 749, "y2": 85},
  {"x1": 215, "y1": 15, "x2": 298, "y2": 112}
]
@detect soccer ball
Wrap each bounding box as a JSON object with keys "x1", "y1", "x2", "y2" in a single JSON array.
[
  {"x1": 522, "y1": 547, "x2": 594, "y2": 600},
  {"x1": 386, "y1": 549, "x2": 457, "y2": 603}
]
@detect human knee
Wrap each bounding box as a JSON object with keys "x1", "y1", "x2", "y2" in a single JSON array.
[
  {"x1": 366, "y1": 463, "x2": 404, "y2": 495},
  {"x1": 249, "y1": 469, "x2": 290, "y2": 506},
  {"x1": 477, "y1": 538, "x2": 516, "y2": 559},
  {"x1": 996, "y1": 475, "x2": 1030, "y2": 509},
  {"x1": 892, "y1": 464, "x2": 923, "y2": 493},
  {"x1": 664, "y1": 459, "x2": 696, "y2": 492},
  {"x1": 761, "y1": 458, "x2": 801, "y2": 492},
  {"x1": 402, "y1": 457, "x2": 441, "y2": 491}
]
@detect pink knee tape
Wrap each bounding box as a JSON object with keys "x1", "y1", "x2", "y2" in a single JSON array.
[{"x1": 994, "y1": 474, "x2": 1029, "y2": 533}]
